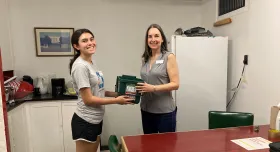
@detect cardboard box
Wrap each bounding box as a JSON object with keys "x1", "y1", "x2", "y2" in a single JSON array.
[
  {"x1": 268, "y1": 106, "x2": 280, "y2": 140},
  {"x1": 270, "y1": 106, "x2": 280, "y2": 130}
]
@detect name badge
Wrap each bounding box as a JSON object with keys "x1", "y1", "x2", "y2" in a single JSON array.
[{"x1": 156, "y1": 60, "x2": 164, "y2": 64}]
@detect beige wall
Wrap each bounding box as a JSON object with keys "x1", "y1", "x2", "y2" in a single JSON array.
[{"x1": 201, "y1": 0, "x2": 280, "y2": 125}]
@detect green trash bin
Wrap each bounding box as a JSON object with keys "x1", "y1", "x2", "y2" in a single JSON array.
[{"x1": 115, "y1": 75, "x2": 144, "y2": 104}]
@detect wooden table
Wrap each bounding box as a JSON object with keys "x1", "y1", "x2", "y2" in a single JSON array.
[{"x1": 121, "y1": 125, "x2": 276, "y2": 152}]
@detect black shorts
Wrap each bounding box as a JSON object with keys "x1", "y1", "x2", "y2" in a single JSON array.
[{"x1": 71, "y1": 113, "x2": 103, "y2": 143}]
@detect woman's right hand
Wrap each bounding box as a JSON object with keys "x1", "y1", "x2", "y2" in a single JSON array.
[{"x1": 115, "y1": 95, "x2": 134, "y2": 105}]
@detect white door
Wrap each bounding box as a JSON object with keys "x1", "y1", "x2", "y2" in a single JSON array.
[
  {"x1": 7, "y1": 111, "x2": 14, "y2": 152},
  {"x1": 26, "y1": 102, "x2": 64, "y2": 152},
  {"x1": 8, "y1": 105, "x2": 28, "y2": 152},
  {"x1": 61, "y1": 101, "x2": 76, "y2": 152},
  {"x1": 174, "y1": 36, "x2": 228, "y2": 131},
  {"x1": 61, "y1": 101, "x2": 100, "y2": 152}
]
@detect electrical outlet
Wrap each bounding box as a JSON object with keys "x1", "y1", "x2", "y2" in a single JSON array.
[{"x1": 243, "y1": 55, "x2": 248, "y2": 65}]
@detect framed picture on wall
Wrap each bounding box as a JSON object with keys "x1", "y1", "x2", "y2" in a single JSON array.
[{"x1": 34, "y1": 27, "x2": 75, "y2": 57}]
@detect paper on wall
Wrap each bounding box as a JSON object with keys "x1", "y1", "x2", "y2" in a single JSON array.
[{"x1": 231, "y1": 137, "x2": 271, "y2": 150}]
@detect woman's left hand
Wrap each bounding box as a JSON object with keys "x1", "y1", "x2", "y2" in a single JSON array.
[{"x1": 136, "y1": 82, "x2": 154, "y2": 93}]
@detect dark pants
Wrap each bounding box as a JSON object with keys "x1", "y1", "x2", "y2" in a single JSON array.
[{"x1": 141, "y1": 107, "x2": 177, "y2": 134}]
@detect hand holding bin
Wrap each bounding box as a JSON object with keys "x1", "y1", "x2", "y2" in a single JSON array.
[{"x1": 115, "y1": 75, "x2": 144, "y2": 104}]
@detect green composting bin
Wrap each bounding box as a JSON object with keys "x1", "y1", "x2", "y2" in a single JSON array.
[{"x1": 115, "y1": 75, "x2": 144, "y2": 104}]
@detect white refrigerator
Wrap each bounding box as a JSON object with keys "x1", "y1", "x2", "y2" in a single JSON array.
[{"x1": 171, "y1": 35, "x2": 228, "y2": 131}]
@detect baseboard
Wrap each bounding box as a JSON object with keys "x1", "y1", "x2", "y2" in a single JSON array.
[{"x1": 101, "y1": 145, "x2": 109, "y2": 151}]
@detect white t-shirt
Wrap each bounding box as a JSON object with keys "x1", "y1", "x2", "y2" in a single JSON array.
[{"x1": 71, "y1": 56, "x2": 105, "y2": 124}]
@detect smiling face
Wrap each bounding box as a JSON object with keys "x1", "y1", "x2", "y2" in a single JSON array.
[
  {"x1": 142, "y1": 24, "x2": 168, "y2": 63},
  {"x1": 74, "y1": 32, "x2": 96, "y2": 56},
  {"x1": 147, "y1": 27, "x2": 163, "y2": 51}
]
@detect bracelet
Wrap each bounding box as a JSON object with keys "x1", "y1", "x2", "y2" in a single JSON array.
[{"x1": 153, "y1": 85, "x2": 156, "y2": 92}]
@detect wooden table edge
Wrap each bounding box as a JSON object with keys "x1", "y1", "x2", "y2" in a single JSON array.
[{"x1": 121, "y1": 136, "x2": 128, "y2": 152}]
